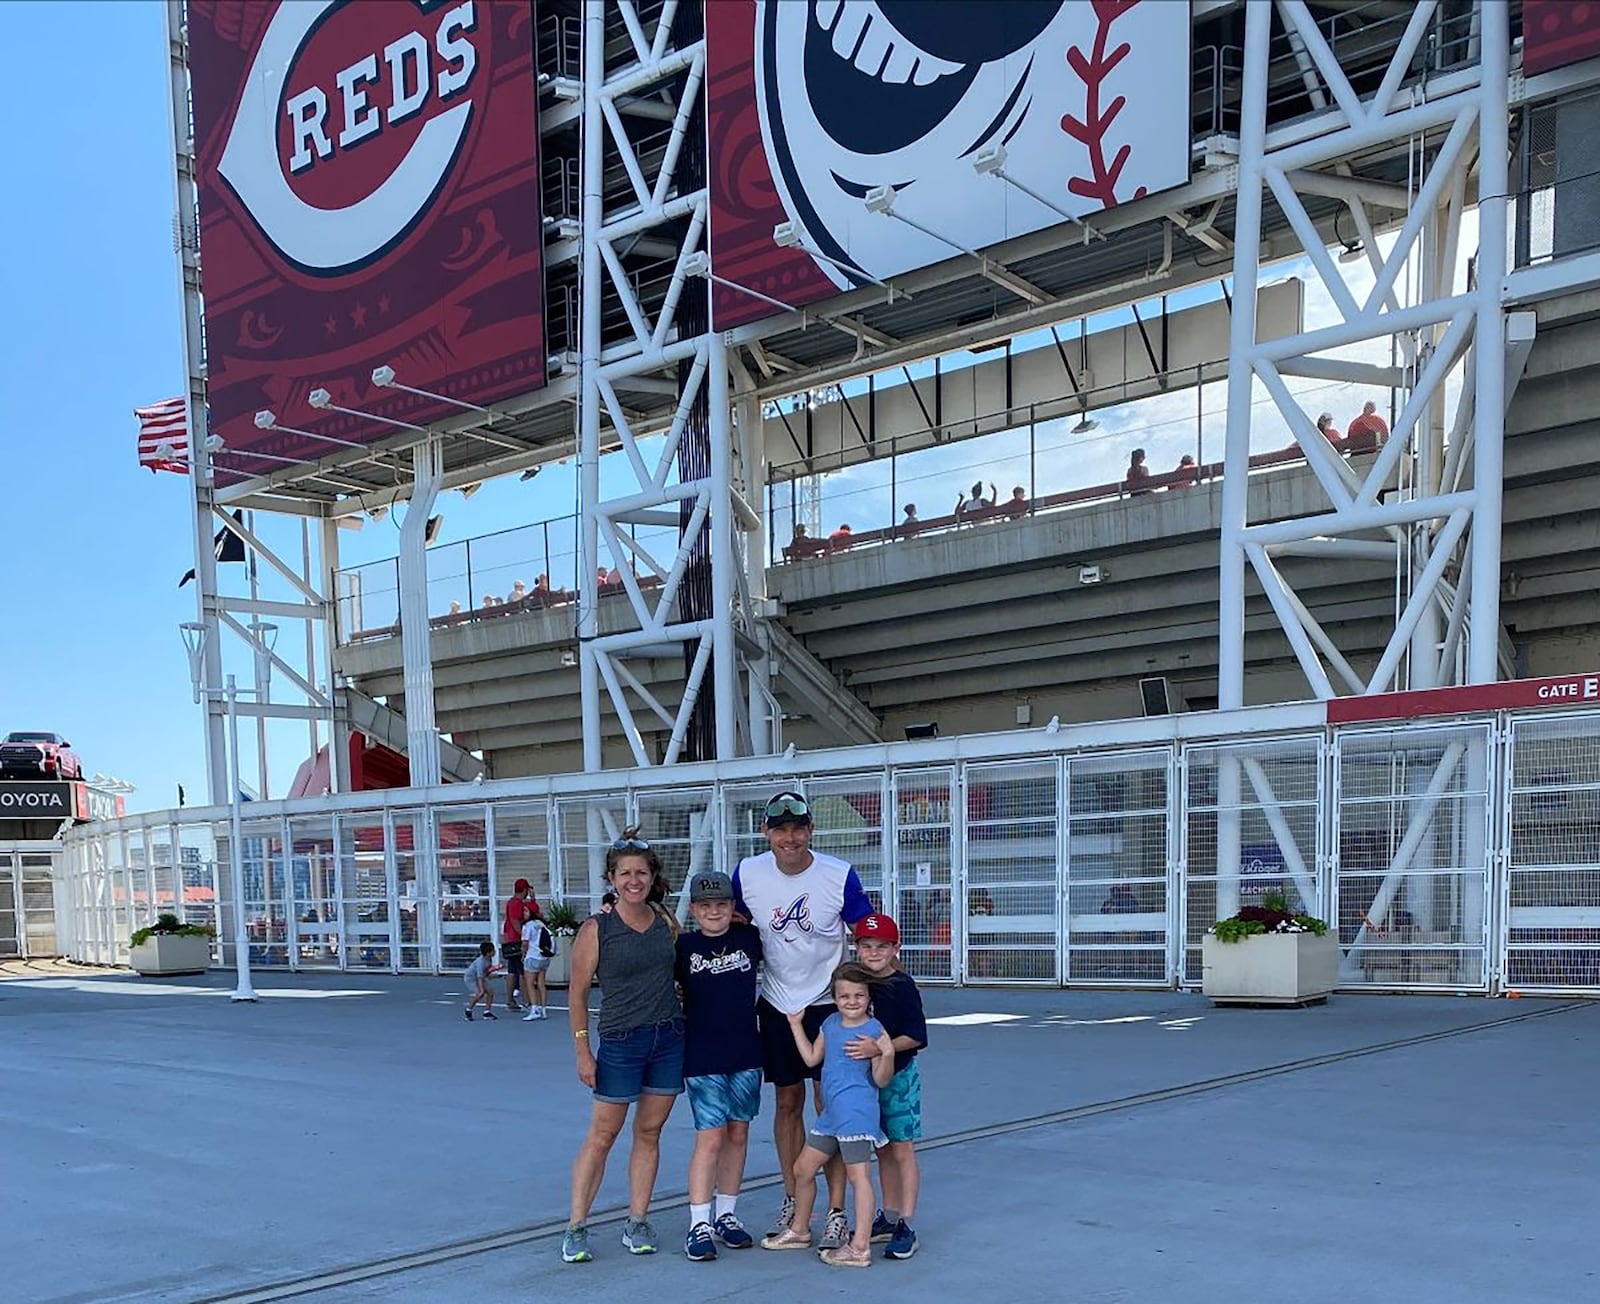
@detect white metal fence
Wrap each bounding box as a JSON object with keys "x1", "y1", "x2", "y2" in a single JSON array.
[{"x1": 56, "y1": 703, "x2": 1600, "y2": 995}]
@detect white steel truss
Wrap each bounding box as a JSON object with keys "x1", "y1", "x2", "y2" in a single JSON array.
[
  {"x1": 578, "y1": 0, "x2": 763, "y2": 769},
  {"x1": 1220, "y1": 0, "x2": 1513, "y2": 708}
]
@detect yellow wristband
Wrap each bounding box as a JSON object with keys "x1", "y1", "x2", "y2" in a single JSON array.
[{"x1": 574, "y1": 1029, "x2": 590, "y2": 1040}]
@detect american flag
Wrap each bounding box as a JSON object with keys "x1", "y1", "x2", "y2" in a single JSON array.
[{"x1": 136, "y1": 396, "x2": 190, "y2": 474}]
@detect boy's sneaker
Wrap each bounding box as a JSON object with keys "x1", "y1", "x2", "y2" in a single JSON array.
[
  {"x1": 684, "y1": 1222, "x2": 717, "y2": 1262},
  {"x1": 521, "y1": 1009, "x2": 539, "y2": 1022},
  {"x1": 560, "y1": 1225, "x2": 592, "y2": 1263},
  {"x1": 621, "y1": 1217, "x2": 658, "y2": 1254},
  {"x1": 885, "y1": 1220, "x2": 918, "y2": 1260},
  {"x1": 818, "y1": 1208, "x2": 849, "y2": 1250},
  {"x1": 508, "y1": 998, "x2": 524, "y2": 1011},
  {"x1": 534, "y1": 1007, "x2": 548, "y2": 1020},
  {"x1": 869, "y1": 1209, "x2": 895, "y2": 1243},
  {"x1": 713, "y1": 1212, "x2": 753, "y2": 1249},
  {"x1": 482, "y1": 1010, "x2": 498, "y2": 1020},
  {"x1": 463, "y1": 1008, "x2": 474, "y2": 1021},
  {"x1": 766, "y1": 1195, "x2": 795, "y2": 1238}
]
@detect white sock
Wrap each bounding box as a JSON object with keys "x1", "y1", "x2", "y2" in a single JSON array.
[
  {"x1": 714, "y1": 1193, "x2": 737, "y2": 1220},
  {"x1": 690, "y1": 1201, "x2": 712, "y2": 1228}
]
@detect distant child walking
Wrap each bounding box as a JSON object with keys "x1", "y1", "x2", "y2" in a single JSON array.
[
  {"x1": 463, "y1": 941, "x2": 500, "y2": 1021},
  {"x1": 851, "y1": 913, "x2": 927, "y2": 1259},
  {"x1": 760, "y1": 962, "x2": 894, "y2": 1268},
  {"x1": 675, "y1": 870, "x2": 765, "y2": 1261}
]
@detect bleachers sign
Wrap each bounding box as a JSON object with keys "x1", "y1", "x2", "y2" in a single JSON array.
[{"x1": 706, "y1": 0, "x2": 1192, "y2": 329}]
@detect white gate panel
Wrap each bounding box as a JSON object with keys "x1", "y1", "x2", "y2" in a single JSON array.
[{"x1": 964, "y1": 759, "x2": 1061, "y2": 984}]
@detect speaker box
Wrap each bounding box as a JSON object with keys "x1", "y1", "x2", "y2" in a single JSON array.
[{"x1": 1140, "y1": 676, "x2": 1173, "y2": 717}]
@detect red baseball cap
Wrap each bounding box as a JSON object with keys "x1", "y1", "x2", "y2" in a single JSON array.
[
  {"x1": 853, "y1": 913, "x2": 899, "y2": 945},
  {"x1": 513, "y1": 879, "x2": 531, "y2": 893}
]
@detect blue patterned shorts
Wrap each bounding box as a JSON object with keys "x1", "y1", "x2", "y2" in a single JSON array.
[
  {"x1": 879, "y1": 1059, "x2": 923, "y2": 1143},
  {"x1": 684, "y1": 1069, "x2": 763, "y2": 1130}
]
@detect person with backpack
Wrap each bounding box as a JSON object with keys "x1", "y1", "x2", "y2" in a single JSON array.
[{"x1": 521, "y1": 910, "x2": 557, "y2": 1021}]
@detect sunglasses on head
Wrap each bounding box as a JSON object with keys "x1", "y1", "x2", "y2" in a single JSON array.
[
  {"x1": 764, "y1": 795, "x2": 810, "y2": 820},
  {"x1": 610, "y1": 836, "x2": 651, "y2": 852}
]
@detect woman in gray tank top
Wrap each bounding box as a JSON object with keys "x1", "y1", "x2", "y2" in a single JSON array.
[{"x1": 562, "y1": 831, "x2": 684, "y2": 1265}]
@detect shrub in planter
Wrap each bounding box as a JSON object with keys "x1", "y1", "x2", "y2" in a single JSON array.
[
  {"x1": 129, "y1": 914, "x2": 215, "y2": 976},
  {"x1": 1210, "y1": 892, "x2": 1329, "y2": 944},
  {"x1": 1203, "y1": 892, "x2": 1337, "y2": 1006}
]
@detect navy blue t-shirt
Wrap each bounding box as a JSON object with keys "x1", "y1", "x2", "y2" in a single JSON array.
[
  {"x1": 870, "y1": 969, "x2": 928, "y2": 1074},
  {"x1": 675, "y1": 922, "x2": 764, "y2": 1077}
]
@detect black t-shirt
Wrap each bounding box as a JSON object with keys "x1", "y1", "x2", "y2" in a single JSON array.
[
  {"x1": 675, "y1": 922, "x2": 764, "y2": 1077},
  {"x1": 870, "y1": 969, "x2": 928, "y2": 1074}
]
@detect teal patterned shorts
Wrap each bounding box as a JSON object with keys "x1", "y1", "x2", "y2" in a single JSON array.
[{"x1": 879, "y1": 1058, "x2": 923, "y2": 1143}]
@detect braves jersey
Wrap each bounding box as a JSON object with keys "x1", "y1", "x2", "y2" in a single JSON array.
[{"x1": 732, "y1": 850, "x2": 873, "y2": 1012}]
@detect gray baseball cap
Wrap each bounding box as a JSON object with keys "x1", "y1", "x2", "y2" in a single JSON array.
[{"x1": 689, "y1": 871, "x2": 735, "y2": 903}]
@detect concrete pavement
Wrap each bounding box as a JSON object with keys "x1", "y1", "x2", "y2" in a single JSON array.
[{"x1": 3, "y1": 960, "x2": 1595, "y2": 1303}]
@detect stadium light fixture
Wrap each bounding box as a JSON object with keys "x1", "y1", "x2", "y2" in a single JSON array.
[
  {"x1": 370, "y1": 365, "x2": 502, "y2": 420},
  {"x1": 973, "y1": 145, "x2": 1102, "y2": 241},
  {"x1": 459, "y1": 481, "x2": 483, "y2": 500},
  {"x1": 254, "y1": 409, "x2": 372, "y2": 449},
  {"x1": 519, "y1": 466, "x2": 542, "y2": 482},
  {"x1": 682, "y1": 249, "x2": 805, "y2": 315},
  {"x1": 1072, "y1": 414, "x2": 1099, "y2": 435},
  {"x1": 771, "y1": 219, "x2": 895, "y2": 292}
]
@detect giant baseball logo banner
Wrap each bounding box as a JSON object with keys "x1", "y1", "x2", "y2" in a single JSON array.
[
  {"x1": 188, "y1": 1, "x2": 545, "y2": 475},
  {"x1": 707, "y1": 0, "x2": 1192, "y2": 331}
]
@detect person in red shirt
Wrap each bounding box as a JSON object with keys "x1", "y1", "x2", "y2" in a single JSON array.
[
  {"x1": 1124, "y1": 448, "x2": 1152, "y2": 496},
  {"x1": 1315, "y1": 412, "x2": 1342, "y2": 447},
  {"x1": 1345, "y1": 400, "x2": 1389, "y2": 452},
  {"x1": 502, "y1": 878, "x2": 541, "y2": 1012},
  {"x1": 1169, "y1": 454, "x2": 1199, "y2": 489}
]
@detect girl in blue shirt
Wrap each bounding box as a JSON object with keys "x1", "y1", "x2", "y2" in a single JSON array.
[{"x1": 760, "y1": 962, "x2": 894, "y2": 1268}]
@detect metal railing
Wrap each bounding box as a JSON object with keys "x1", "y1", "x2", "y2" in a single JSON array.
[{"x1": 56, "y1": 696, "x2": 1600, "y2": 997}]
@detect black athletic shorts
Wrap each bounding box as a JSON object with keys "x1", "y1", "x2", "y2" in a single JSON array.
[
  {"x1": 757, "y1": 997, "x2": 836, "y2": 1088},
  {"x1": 502, "y1": 940, "x2": 525, "y2": 978}
]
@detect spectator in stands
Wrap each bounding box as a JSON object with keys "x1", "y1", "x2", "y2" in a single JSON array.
[
  {"x1": 534, "y1": 573, "x2": 552, "y2": 601},
  {"x1": 1345, "y1": 400, "x2": 1388, "y2": 452},
  {"x1": 1124, "y1": 448, "x2": 1152, "y2": 496},
  {"x1": 899, "y1": 504, "x2": 922, "y2": 539},
  {"x1": 786, "y1": 524, "x2": 826, "y2": 560},
  {"x1": 605, "y1": 566, "x2": 623, "y2": 586},
  {"x1": 510, "y1": 579, "x2": 528, "y2": 604},
  {"x1": 1100, "y1": 882, "x2": 1138, "y2": 914},
  {"x1": 1316, "y1": 411, "x2": 1342, "y2": 446},
  {"x1": 829, "y1": 523, "x2": 854, "y2": 551},
  {"x1": 968, "y1": 888, "x2": 996, "y2": 917},
  {"x1": 1168, "y1": 454, "x2": 1199, "y2": 489},
  {"x1": 1001, "y1": 486, "x2": 1030, "y2": 518},
  {"x1": 955, "y1": 481, "x2": 997, "y2": 521},
  {"x1": 482, "y1": 594, "x2": 500, "y2": 609},
  {"x1": 448, "y1": 600, "x2": 462, "y2": 615},
  {"x1": 596, "y1": 567, "x2": 611, "y2": 590}
]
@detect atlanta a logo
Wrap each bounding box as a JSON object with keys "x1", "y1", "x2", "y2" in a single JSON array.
[{"x1": 770, "y1": 894, "x2": 814, "y2": 934}]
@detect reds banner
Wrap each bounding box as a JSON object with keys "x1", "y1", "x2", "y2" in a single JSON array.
[
  {"x1": 1327, "y1": 673, "x2": 1600, "y2": 725},
  {"x1": 1523, "y1": 0, "x2": 1600, "y2": 77},
  {"x1": 706, "y1": 0, "x2": 1191, "y2": 331},
  {"x1": 188, "y1": 1, "x2": 545, "y2": 476}
]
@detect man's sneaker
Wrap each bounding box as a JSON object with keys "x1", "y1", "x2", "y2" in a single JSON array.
[
  {"x1": 713, "y1": 1212, "x2": 753, "y2": 1249},
  {"x1": 766, "y1": 1195, "x2": 796, "y2": 1238},
  {"x1": 482, "y1": 1010, "x2": 498, "y2": 1020},
  {"x1": 869, "y1": 1210, "x2": 895, "y2": 1243},
  {"x1": 622, "y1": 1217, "x2": 658, "y2": 1254},
  {"x1": 818, "y1": 1208, "x2": 849, "y2": 1250},
  {"x1": 561, "y1": 1224, "x2": 592, "y2": 1263},
  {"x1": 521, "y1": 1008, "x2": 539, "y2": 1022},
  {"x1": 684, "y1": 1222, "x2": 717, "y2": 1262},
  {"x1": 463, "y1": 1008, "x2": 474, "y2": 1021},
  {"x1": 885, "y1": 1220, "x2": 918, "y2": 1260}
]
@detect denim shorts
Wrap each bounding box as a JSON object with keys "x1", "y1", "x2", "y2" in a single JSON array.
[
  {"x1": 593, "y1": 1016, "x2": 686, "y2": 1104},
  {"x1": 684, "y1": 1069, "x2": 763, "y2": 1130}
]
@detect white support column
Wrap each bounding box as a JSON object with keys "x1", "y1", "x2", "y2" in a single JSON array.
[
  {"x1": 398, "y1": 439, "x2": 443, "y2": 787},
  {"x1": 709, "y1": 329, "x2": 738, "y2": 759},
  {"x1": 1469, "y1": 4, "x2": 1510, "y2": 685},
  {"x1": 578, "y1": 0, "x2": 607, "y2": 773}
]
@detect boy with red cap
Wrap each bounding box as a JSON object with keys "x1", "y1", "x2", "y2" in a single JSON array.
[{"x1": 849, "y1": 912, "x2": 927, "y2": 1259}]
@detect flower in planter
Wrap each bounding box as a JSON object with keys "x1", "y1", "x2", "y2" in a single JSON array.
[
  {"x1": 1209, "y1": 891, "x2": 1329, "y2": 944},
  {"x1": 540, "y1": 902, "x2": 582, "y2": 939},
  {"x1": 130, "y1": 912, "x2": 216, "y2": 949}
]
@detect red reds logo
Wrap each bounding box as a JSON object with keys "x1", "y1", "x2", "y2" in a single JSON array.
[{"x1": 217, "y1": 0, "x2": 484, "y2": 273}]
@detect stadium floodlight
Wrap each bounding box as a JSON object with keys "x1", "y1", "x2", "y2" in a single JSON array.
[
  {"x1": 459, "y1": 481, "x2": 482, "y2": 500},
  {"x1": 681, "y1": 248, "x2": 803, "y2": 315},
  {"x1": 369, "y1": 364, "x2": 500, "y2": 419},
  {"x1": 202, "y1": 434, "x2": 226, "y2": 453},
  {"x1": 771, "y1": 219, "x2": 895, "y2": 292},
  {"x1": 973, "y1": 144, "x2": 1101, "y2": 240},
  {"x1": 863, "y1": 185, "x2": 897, "y2": 215},
  {"x1": 205, "y1": 436, "x2": 309, "y2": 466},
  {"x1": 518, "y1": 467, "x2": 541, "y2": 482},
  {"x1": 1072, "y1": 414, "x2": 1099, "y2": 435},
  {"x1": 253, "y1": 410, "x2": 371, "y2": 449}
]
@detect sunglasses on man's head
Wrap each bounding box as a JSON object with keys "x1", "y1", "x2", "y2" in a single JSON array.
[
  {"x1": 610, "y1": 836, "x2": 651, "y2": 852},
  {"x1": 764, "y1": 795, "x2": 810, "y2": 820}
]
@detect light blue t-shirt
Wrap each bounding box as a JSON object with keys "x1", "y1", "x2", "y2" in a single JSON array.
[{"x1": 815, "y1": 1013, "x2": 888, "y2": 1144}]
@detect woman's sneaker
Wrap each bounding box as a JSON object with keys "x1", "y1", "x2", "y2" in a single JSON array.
[
  {"x1": 766, "y1": 1195, "x2": 796, "y2": 1237},
  {"x1": 820, "y1": 1244, "x2": 872, "y2": 1269},
  {"x1": 621, "y1": 1217, "x2": 658, "y2": 1254},
  {"x1": 885, "y1": 1220, "x2": 919, "y2": 1260},
  {"x1": 560, "y1": 1224, "x2": 592, "y2": 1263},
  {"x1": 684, "y1": 1222, "x2": 717, "y2": 1261},
  {"x1": 713, "y1": 1212, "x2": 753, "y2": 1249},
  {"x1": 869, "y1": 1209, "x2": 895, "y2": 1243}
]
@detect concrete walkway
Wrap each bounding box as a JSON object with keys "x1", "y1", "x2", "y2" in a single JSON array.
[{"x1": 3, "y1": 960, "x2": 1595, "y2": 1303}]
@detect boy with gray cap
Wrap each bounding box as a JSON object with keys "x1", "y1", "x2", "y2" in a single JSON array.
[{"x1": 674, "y1": 869, "x2": 765, "y2": 1261}]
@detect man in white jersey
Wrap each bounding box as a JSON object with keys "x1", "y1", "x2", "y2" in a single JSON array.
[{"x1": 732, "y1": 791, "x2": 874, "y2": 1249}]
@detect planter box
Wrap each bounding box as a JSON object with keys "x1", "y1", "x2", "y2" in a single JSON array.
[
  {"x1": 1202, "y1": 932, "x2": 1338, "y2": 1006},
  {"x1": 129, "y1": 933, "x2": 213, "y2": 976},
  {"x1": 543, "y1": 948, "x2": 571, "y2": 989}
]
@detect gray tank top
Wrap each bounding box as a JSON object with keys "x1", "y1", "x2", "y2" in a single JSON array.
[{"x1": 594, "y1": 907, "x2": 681, "y2": 1034}]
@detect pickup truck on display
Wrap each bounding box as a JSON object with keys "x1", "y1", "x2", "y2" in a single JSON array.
[{"x1": 0, "y1": 731, "x2": 83, "y2": 781}]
